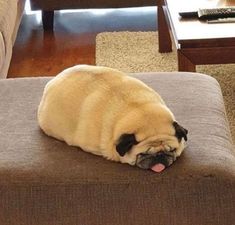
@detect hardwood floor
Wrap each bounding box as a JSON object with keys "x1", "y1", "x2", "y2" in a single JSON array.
[{"x1": 8, "y1": 7, "x2": 157, "y2": 78}]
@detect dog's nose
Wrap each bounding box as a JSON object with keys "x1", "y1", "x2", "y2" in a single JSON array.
[
  {"x1": 154, "y1": 151, "x2": 177, "y2": 166},
  {"x1": 154, "y1": 152, "x2": 169, "y2": 166},
  {"x1": 136, "y1": 151, "x2": 176, "y2": 170}
]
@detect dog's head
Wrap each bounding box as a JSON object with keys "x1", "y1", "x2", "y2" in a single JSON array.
[{"x1": 115, "y1": 104, "x2": 188, "y2": 172}]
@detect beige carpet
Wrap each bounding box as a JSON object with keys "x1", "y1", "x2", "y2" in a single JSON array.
[{"x1": 96, "y1": 31, "x2": 235, "y2": 143}]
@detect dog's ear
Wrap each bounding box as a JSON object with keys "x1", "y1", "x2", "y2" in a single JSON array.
[
  {"x1": 173, "y1": 121, "x2": 188, "y2": 141},
  {"x1": 116, "y1": 133, "x2": 138, "y2": 157}
]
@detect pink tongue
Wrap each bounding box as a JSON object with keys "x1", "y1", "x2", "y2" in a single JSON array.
[{"x1": 151, "y1": 163, "x2": 166, "y2": 173}]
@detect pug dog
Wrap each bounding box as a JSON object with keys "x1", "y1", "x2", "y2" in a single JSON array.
[{"x1": 38, "y1": 65, "x2": 188, "y2": 172}]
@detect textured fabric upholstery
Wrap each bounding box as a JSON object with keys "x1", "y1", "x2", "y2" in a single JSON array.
[
  {"x1": 0, "y1": 0, "x2": 25, "y2": 78},
  {"x1": 0, "y1": 72, "x2": 234, "y2": 225},
  {"x1": 0, "y1": 32, "x2": 5, "y2": 72},
  {"x1": 30, "y1": 0, "x2": 158, "y2": 11}
]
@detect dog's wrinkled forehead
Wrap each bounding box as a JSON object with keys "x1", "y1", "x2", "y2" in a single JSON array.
[{"x1": 173, "y1": 121, "x2": 188, "y2": 142}]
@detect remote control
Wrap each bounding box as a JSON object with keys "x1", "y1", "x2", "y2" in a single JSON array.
[
  {"x1": 198, "y1": 7, "x2": 235, "y2": 20},
  {"x1": 179, "y1": 11, "x2": 198, "y2": 18}
]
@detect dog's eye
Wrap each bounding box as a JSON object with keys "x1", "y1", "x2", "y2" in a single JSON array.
[{"x1": 170, "y1": 148, "x2": 177, "y2": 153}]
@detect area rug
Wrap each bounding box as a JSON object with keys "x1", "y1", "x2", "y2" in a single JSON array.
[{"x1": 96, "y1": 31, "x2": 235, "y2": 143}]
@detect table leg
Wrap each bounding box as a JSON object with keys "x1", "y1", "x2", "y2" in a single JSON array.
[
  {"x1": 42, "y1": 10, "x2": 54, "y2": 30},
  {"x1": 177, "y1": 50, "x2": 196, "y2": 72},
  {"x1": 157, "y1": 1, "x2": 172, "y2": 53}
]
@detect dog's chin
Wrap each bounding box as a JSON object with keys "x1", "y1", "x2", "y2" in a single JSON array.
[{"x1": 135, "y1": 151, "x2": 177, "y2": 170}]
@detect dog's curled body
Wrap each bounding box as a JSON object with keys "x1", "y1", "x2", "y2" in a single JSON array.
[{"x1": 38, "y1": 65, "x2": 188, "y2": 171}]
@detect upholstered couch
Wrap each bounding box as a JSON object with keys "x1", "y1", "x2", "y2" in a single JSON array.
[
  {"x1": 0, "y1": 0, "x2": 25, "y2": 78},
  {"x1": 0, "y1": 72, "x2": 234, "y2": 225}
]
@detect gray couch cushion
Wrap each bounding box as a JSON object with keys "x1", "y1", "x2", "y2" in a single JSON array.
[{"x1": 0, "y1": 73, "x2": 234, "y2": 225}]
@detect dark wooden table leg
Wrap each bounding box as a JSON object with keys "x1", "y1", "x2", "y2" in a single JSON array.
[
  {"x1": 42, "y1": 10, "x2": 54, "y2": 30},
  {"x1": 177, "y1": 50, "x2": 196, "y2": 72},
  {"x1": 157, "y1": 0, "x2": 172, "y2": 53}
]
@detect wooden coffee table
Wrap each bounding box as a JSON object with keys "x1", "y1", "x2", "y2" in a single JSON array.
[{"x1": 157, "y1": 0, "x2": 235, "y2": 72}]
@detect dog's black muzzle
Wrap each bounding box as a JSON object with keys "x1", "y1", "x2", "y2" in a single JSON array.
[{"x1": 136, "y1": 151, "x2": 177, "y2": 170}]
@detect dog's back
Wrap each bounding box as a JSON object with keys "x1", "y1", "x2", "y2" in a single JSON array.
[{"x1": 38, "y1": 65, "x2": 164, "y2": 157}]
